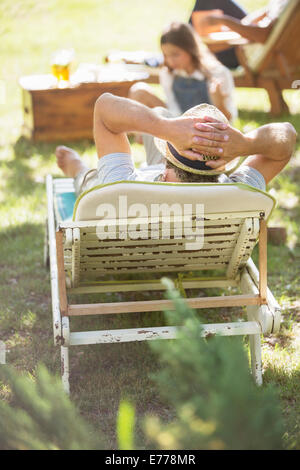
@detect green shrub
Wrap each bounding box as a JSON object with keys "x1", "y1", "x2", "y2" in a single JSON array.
[
  {"x1": 0, "y1": 364, "x2": 104, "y2": 450},
  {"x1": 144, "y1": 278, "x2": 284, "y2": 450}
]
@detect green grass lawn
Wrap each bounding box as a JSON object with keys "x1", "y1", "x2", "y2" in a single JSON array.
[{"x1": 1, "y1": 0, "x2": 300, "y2": 450}]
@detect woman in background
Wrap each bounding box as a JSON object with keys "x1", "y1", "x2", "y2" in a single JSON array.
[{"x1": 129, "y1": 22, "x2": 237, "y2": 123}]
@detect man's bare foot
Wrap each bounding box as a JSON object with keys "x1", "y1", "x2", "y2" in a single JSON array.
[{"x1": 55, "y1": 146, "x2": 89, "y2": 178}]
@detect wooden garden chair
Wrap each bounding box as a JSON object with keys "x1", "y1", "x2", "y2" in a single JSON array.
[
  {"x1": 203, "y1": 0, "x2": 300, "y2": 115},
  {"x1": 45, "y1": 175, "x2": 281, "y2": 394},
  {"x1": 234, "y1": 0, "x2": 300, "y2": 115}
]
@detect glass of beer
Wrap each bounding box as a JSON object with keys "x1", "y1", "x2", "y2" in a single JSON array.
[{"x1": 51, "y1": 49, "x2": 74, "y2": 87}]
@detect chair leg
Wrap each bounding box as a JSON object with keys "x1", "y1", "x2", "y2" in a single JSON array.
[
  {"x1": 244, "y1": 303, "x2": 263, "y2": 385},
  {"x1": 249, "y1": 333, "x2": 263, "y2": 386},
  {"x1": 61, "y1": 346, "x2": 70, "y2": 394},
  {"x1": 260, "y1": 79, "x2": 290, "y2": 116},
  {"x1": 43, "y1": 218, "x2": 49, "y2": 268},
  {"x1": 0, "y1": 341, "x2": 6, "y2": 364}
]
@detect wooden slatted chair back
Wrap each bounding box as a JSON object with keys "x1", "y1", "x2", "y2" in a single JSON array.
[
  {"x1": 55, "y1": 180, "x2": 275, "y2": 288},
  {"x1": 61, "y1": 214, "x2": 261, "y2": 287}
]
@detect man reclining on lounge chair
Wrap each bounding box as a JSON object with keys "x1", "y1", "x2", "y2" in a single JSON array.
[{"x1": 56, "y1": 93, "x2": 296, "y2": 193}]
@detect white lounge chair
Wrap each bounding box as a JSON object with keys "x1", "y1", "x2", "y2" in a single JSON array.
[{"x1": 45, "y1": 175, "x2": 281, "y2": 393}]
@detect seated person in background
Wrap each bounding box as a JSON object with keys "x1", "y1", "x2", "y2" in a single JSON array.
[
  {"x1": 55, "y1": 93, "x2": 296, "y2": 197},
  {"x1": 189, "y1": 0, "x2": 248, "y2": 69},
  {"x1": 128, "y1": 22, "x2": 237, "y2": 123},
  {"x1": 195, "y1": 0, "x2": 290, "y2": 46}
]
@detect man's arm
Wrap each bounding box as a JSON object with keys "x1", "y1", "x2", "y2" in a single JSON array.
[
  {"x1": 241, "y1": 7, "x2": 268, "y2": 25},
  {"x1": 200, "y1": 13, "x2": 273, "y2": 43},
  {"x1": 194, "y1": 119, "x2": 297, "y2": 185},
  {"x1": 93, "y1": 93, "x2": 228, "y2": 160},
  {"x1": 239, "y1": 123, "x2": 297, "y2": 184}
]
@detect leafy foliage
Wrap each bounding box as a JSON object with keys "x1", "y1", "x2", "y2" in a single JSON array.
[
  {"x1": 0, "y1": 365, "x2": 104, "y2": 450},
  {"x1": 145, "y1": 278, "x2": 284, "y2": 450}
]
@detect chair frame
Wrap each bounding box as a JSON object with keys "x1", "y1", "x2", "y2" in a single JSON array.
[
  {"x1": 45, "y1": 175, "x2": 281, "y2": 394},
  {"x1": 0, "y1": 342, "x2": 6, "y2": 364}
]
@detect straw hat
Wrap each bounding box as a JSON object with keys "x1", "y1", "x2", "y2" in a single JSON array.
[{"x1": 154, "y1": 103, "x2": 242, "y2": 176}]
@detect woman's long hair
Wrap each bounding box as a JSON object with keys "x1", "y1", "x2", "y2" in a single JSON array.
[{"x1": 160, "y1": 22, "x2": 223, "y2": 80}]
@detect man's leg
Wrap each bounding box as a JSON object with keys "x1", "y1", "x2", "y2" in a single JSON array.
[{"x1": 55, "y1": 146, "x2": 98, "y2": 196}]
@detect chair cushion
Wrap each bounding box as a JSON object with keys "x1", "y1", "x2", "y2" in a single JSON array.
[
  {"x1": 55, "y1": 191, "x2": 77, "y2": 222},
  {"x1": 52, "y1": 177, "x2": 76, "y2": 222},
  {"x1": 72, "y1": 180, "x2": 276, "y2": 222}
]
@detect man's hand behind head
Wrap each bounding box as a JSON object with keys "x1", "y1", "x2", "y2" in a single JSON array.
[
  {"x1": 166, "y1": 115, "x2": 229, "y2": 161},
  {"x1": 193, "y1": 116, "x2": 249, "y2": 169}
]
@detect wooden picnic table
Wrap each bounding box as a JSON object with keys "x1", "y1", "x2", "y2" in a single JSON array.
[{"x1": 19, "y1": 64, "x2": 150, "y2": 142}]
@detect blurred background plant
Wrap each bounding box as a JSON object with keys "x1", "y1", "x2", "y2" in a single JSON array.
[
  {"x1": 0, "y1": 364, "x2": 104, "y2": 450},
  {"x1": 144, "y1": 279, "x2": 284, "y2": 450}
]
